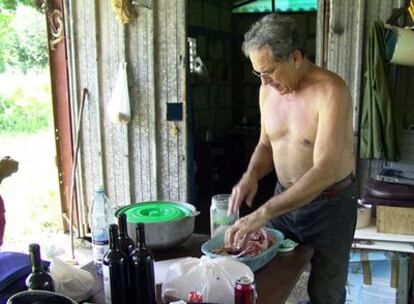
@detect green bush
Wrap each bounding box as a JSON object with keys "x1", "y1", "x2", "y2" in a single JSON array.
[
  {"x1": 0, "y1": 4, "x2": 48, "y2": 73},
  {"x1": 0, "y1": 71, "x2": 52, "y2": 134}
]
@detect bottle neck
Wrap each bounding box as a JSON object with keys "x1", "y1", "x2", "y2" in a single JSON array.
[
  {"x1": 29, "y1": 244, "x2": 43, "y2": 272},
  {"x1": 109, "y1": 224, "x2": 119, "y2": 250},
  {"x1": 118, "y1": 213, "x2": 128, "y2": 238},
  {"x1": 136, "y1": 223, "x2": 146, "y2": 249}
]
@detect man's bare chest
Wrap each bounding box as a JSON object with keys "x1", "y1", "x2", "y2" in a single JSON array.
[{"x1": 262, "y1": 96, "x2": 318, "y2": 146}]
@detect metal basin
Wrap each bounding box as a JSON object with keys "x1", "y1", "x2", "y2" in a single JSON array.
[
  {"x1": 116, "y1": 201, "x2": 199, "y2": 250},
  {"x1": 7, "y1": 291, "x2": 77, "y2": 304}
]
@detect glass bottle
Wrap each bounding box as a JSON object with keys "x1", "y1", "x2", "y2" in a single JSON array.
[
  {"x1": 103, "y1": 224, "x2": 129, "y2": 304},
  {"x1": 210, "y1": 194, "x2": 239, "y2": 237},
  {"x1": 117, "y1": 212, "x2": 135, "y2": 256},
  {"x1": 26, "y1": 243, "x2": 55, "y2": 291},
  {"x1": 89, "y1": 186, "x2": 114, "y2": 273},
  {"x1": 130, "y1": 223, "x2": 156, "y2": 304}
]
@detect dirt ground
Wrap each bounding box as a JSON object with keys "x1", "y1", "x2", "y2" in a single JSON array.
[{"x1": 0, "y1": 130, "x2": 66, "y2": 252}]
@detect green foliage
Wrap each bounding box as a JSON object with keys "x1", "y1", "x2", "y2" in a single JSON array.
[
  {"x1": 0, "y1": 0, "x2": 35, "y2": 11},
  {"x1": 0, "y1": 72, "x2": 52, "y2": 133},
  {"x1": 0, "y1": 3, "x2": 48, "y2": 73}
]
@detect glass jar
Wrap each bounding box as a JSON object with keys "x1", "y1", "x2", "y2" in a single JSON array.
[{"x1": 210, "y1": 194, "x2": 239, "y2": 237}]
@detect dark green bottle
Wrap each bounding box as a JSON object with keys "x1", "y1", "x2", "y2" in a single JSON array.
[
  {"x1": 117, "y1": 213, "x2": 135, "y2": 256},
  {"x1": 130, "y1": 223, "x2": 156, "y2": 304},
  {"x1": 103, "y1": 224, "x2": 129, "y2": 304},
  {"x1": 26, "y1": 243, "x2": 55, "y2": 291}
]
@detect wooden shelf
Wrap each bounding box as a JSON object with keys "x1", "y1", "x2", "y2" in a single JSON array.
[
  {"x1": 354, "y1": 223, "x2": 414, "y2": 243},
  {"x1": 353, "y1": 220, "x2": 414, "y2": 252}
]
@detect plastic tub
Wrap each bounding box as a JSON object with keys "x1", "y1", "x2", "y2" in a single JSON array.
[{"x1": 201, "y1": 228, "x2": 284, "y2": 272}]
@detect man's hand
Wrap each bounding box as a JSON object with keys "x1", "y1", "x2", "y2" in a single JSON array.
[
  {"x1": 228, "y1": 173, "x2": 258, "y2": 215},
  {"x1": 0, "y1": 157, "x2": 19, "y2": 183},
  {"x1": 224, "y1": 212, "x2": 266, "y2": 247}
]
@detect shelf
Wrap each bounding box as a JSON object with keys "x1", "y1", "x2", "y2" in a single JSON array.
[
  {"x1": 354, "y1": 223, "x2": 414, "y2": 243},
  {"x1": 352, "y1": 240, "x2": 414, "y2": 253}
]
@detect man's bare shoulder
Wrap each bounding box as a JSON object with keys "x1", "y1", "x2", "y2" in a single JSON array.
[
  {"x1": 310, "y1": 67, "x2": 351, "y2": 105},
  {"x1": 259, "y1": 84, "x2": 274, "y2": 106}
]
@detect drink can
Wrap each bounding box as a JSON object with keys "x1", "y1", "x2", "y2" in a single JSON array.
[
  {"x1": 188, "y1": 290, "x2": 203, "y2": 303},
  {"x1": 235, "y1": 276, "x2": 257, "y2": 304}
]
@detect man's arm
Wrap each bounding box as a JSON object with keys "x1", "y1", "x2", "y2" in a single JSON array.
[
  {"x1": 228, "y1": 86, "x2": 274, "y2": 214},
  {"x1": 255, "y1": 78, "x2": 353, "y2": 222}
]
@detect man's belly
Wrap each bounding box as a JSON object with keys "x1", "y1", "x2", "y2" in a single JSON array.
[
  {"x1": 272, "y1": 143, "x2": 314, "y2": 187},
  {"x1": 272, "y1": 142, "x2": 354, "y2": 188}
]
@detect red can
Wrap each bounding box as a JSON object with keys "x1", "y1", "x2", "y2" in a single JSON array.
[
  {"x1": 235, "y1": 276, "x2": 257, "y2": 304},
  {"x1": 188, "y1": 290, "x2": 203, "y2": 303}
]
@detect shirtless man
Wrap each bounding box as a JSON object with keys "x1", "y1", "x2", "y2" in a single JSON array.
[{"x1": 225, "y1": 14, "x2": 357, "y2": 304}]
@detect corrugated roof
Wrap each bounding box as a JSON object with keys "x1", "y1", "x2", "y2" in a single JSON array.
[{"x1": 233, "y1": 0, "x2": 317, "y2": 13}]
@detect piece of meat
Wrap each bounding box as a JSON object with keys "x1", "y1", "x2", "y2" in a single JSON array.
[{"x1": 212, "y1": 228, "x2": 276, "y2": 258}]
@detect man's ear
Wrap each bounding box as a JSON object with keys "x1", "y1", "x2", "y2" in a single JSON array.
[{"x1": 292, "y1": 49, "x2": 302, "y2": 69}]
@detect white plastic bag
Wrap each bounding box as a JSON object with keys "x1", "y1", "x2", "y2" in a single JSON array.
[
  {"x1": 162, "y1": 256, "x2": 254, "y2": 304},
  {"x1": 107, "y1": 60, "x2": 131, "y2": 124},
  {"x1": 50, "y1": 257, "x2": 95, "y2": 302}
]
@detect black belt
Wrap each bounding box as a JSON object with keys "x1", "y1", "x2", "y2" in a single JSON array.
[
  {"x1": 320, "y1": 174, "x2": 354, "y2": 199},
  {"x1": 279, "y1": 173, "x2": 354, "y2": 199}
]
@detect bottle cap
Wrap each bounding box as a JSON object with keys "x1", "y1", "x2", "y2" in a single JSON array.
[{"x1": 96, "y1": 185, "x2": 105, "y2": 192}]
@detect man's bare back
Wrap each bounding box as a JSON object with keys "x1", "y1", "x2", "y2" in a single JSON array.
[{"x1": 260, "y1": 63, "x2": 355, "y2": 188}]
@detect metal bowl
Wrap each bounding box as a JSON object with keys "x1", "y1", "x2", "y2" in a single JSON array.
[
  {"x1": 116, "y1": 201, "x2": 200, "y2": 250},
  {"x1": 7, "y1": 290, "x2": 77, "y2": 304}
]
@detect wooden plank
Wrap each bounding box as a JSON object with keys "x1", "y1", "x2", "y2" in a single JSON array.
[
  {"x1": 97, "y1": 0, "x2": 131, "y2": 207},
  {"x1": 73, "y1": 0, "x2": 104, "y2": 223},
  {"x1": 154, "y1": 0, "x2": 188, "y2": 202},
  {"x1": 127, "y1": 3, "x2": 157, "y2": 202},
  {"x1": 377, "y1": 206, "x2": 414, "y2": 235}
]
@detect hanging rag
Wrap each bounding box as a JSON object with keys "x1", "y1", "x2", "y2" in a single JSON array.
[
  {"x1": 107, "y1": 61, "x2": 131, "y2": 124},
  {"x1": 359, "y1": 21, "x2": 402, "y2": 160},
  {"x1": 111, "y1": 0, "x2": 136, "y2": 24}
]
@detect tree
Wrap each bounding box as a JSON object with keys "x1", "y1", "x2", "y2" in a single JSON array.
[
  {"x1": 0, "y1": 0, "x2": 48, "y2": 73},
  {"x1": 0, "y1": 0, "x2": 35, "y2": 11}
]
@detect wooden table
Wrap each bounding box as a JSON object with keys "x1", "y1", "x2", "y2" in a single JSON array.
[{"x1": 83, "y1": 234, "x2": 313, "y2": 304}]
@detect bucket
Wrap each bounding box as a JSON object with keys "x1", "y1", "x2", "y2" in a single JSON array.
[{"x1": 386, "y1": 26, "x2": 414, "y2": 67}]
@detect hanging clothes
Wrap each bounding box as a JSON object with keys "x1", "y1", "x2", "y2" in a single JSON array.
[{"x1": 359, "y1": 21, "x2": 402, "y2": 160}]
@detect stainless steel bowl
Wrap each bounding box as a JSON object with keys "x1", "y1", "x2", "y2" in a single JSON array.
[
  {"x1": 7, "y1": 290, "x2": 77, "y2": 304},
  {"x1": 116, "y1": 201, "x2": 200, "y2": 250}
]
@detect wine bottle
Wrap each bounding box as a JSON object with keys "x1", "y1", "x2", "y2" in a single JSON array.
[
  {"x1": 130, "y1": 223, "x2": 156, "y2": 304},
  {"x1": 103, "y1": 224, "x2": 129, "y2": 304},
  {"x1": 26, "y1": 243, "x2": 55, "y2": 291},
  {"x1": 117, "y1": 212, "x2": 135, "y2": 256}
]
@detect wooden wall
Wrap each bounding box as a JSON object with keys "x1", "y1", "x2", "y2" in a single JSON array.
[
  {"x1": 67, "y1": 0, "x2": 187, "y2": 235},
  {"x1": 319, "y1": 0, "x2": 413, "y2": 194}
]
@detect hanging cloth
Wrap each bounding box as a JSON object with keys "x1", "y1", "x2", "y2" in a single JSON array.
[
  {"x1": 111, "y1": 0, "x2": 136, "y2": 24},
  {"x1": 359, "y1": 21, "x2": 402, "y2": 160}
]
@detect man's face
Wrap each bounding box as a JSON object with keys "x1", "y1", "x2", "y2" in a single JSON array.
[{"x1": 249, "y1": 47, "x2": 297, "y2": 95}]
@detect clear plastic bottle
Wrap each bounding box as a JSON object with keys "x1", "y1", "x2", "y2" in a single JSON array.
[
  {"x1": 210, "y1": 194, "x2": 239, "y2": 237},
  {"x1": 89, "y1": 186, "x2": 115, "y2": 273}
]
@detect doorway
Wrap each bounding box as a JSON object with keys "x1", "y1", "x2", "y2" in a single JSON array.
[
  {"x1": 187, "y1": 0, "x2": 318, "y2": 234},
  {"x1": 0, "y1": 2, "x2": 63, "y2": 252}
]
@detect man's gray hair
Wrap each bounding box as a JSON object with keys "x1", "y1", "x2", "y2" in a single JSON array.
[{"x1": 242, "y1": 14, "x2": 305, "y2": 61}]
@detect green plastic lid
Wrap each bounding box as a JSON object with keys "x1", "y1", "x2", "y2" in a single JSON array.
[{"x1": 119, "y1": 201, "x2": 192, "y2": 224}]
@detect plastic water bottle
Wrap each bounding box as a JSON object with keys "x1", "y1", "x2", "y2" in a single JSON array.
[{"x1": 89, "y1": 186, "x2": 115, "y2": 273}]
